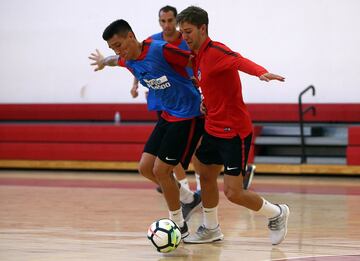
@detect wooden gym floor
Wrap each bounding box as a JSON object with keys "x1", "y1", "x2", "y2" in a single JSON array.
[{"x1": 0, "y1": 170, "x2": 359, "y2": 261}]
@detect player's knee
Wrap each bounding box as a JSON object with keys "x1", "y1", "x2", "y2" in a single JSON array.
[
  {"x1": 152, "y1": 165, "x2": 167, "y2": 180},
  {"x1": 153, "y1": 163, "x2": 176, "y2": 182},
  {"x1": 152, "y1": 165, "x2": 160, "y2": 179},
  {"x1": 138, "y1": 161, "x2": 153, "y2": 179},
  {"x1": 224, "y1": 186, "x2": 244, "y2": 204}
]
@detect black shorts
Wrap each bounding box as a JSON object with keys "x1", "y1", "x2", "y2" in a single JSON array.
[
  {"x1": 144, "y1": 116, "x2": 204, "y2": 169},
  {"x1": 195, "y1": 131, "x2": 252, "y2": 176}
]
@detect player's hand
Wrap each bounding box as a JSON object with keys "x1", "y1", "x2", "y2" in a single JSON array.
[
  {"x1": 89, "y1": 49, "x2": 105, "y2": 71},
  {"x1": 200, "y1": 101, "x2": 207, "y2": 115},
  {"x1": 130, "y1": 84, "x2": 139, "y2": 98},
  {"x1": 259, "y1": 73, "x2": 285, "y2": 82}
]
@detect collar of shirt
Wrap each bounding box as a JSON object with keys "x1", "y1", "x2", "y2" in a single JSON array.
[
  {"x1": 136, "y1": 39, "x2": 152, "y2": 61},
  {"x1": 196, "y1": 36, "x2": 212, "y2": 58},
  {"x1": 192, "y1": 36, "x2": 212, "y2": 78}
]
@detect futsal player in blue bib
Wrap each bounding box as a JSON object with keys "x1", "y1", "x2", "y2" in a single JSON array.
[{"x1": 89, "y1": 19, "x2": 203, "y2": 239}]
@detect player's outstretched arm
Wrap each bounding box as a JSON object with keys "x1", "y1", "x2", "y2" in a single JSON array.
[
  {"x1": 88, "y1": 49, "x2": 119, "y2": 71},
  {"x1": 259, "y1": 73, "x2": 285, "y2": 82}
]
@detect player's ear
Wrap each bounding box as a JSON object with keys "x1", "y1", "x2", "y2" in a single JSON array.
[
  {"x1": 128, "y1": 31, "x2": 135, "y2": 40},
  {"x1": 200, "y1": 24, "x2": 207, "y2": 35}
]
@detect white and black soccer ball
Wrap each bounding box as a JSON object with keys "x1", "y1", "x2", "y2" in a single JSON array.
[{"x1": 147, "y1": 218, "x2": 181, "y2": 253}]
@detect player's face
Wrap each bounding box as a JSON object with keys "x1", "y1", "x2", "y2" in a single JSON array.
[
  {"x1": 107, "y1": 32, "x2": 137, "y2": 60},
  {"x1": 180, "y1": 22, "x2": 207, "y2": 53},
  {"x1": 159, "y1": 11, "x2": 177, "y2": 37}
]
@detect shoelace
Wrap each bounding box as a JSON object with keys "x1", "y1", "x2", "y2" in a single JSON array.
[
  {"x1": 268, "y1": 212, "x2": 285, "y2": 231},
  {"x1": 196, "y1": 225, "x2": 221, "y2": 236},
  {"x1": 196, "y1": 225, "x2": 210, "y2": 235}
]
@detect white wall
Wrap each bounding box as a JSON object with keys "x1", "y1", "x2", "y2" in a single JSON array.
[{"x1": 0, "y1": 0, "x2": 359, "y2": 104}]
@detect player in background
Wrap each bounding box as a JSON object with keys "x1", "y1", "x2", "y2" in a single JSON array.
[
  {"x1": 89, "y1": 19, "x2": 203, "y2": 238},
  {"x1": 177, "y1": 6, "x2": 290, "y2": 245}
]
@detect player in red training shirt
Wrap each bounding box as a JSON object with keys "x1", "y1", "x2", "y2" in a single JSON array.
[{"x1": 177, "y1": 6, "x2": 290, "y2": 245}]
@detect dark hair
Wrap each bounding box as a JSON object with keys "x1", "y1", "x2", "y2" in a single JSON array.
[
  {"x1": 158, "y1": 5, "x2": 177, "y2": 18},
  {"x1": 102, "y1": 19, "x2": 134, "y2": 41},
  {"x1": 177, "y1": 6, "x2": 209, "y2": 29}
]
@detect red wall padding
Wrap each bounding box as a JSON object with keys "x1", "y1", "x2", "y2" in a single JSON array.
[
  {"x1": 0, "y1": 103, "x2": 359, "y2": 122},
  {"x1": 0, "y1": 104, "x2": 157, "y2": 121},
  {"x1": 348, "y1": 127, "x2": 360, "y2": 145},
  {"x1": 347, "y1": 127, "x2": 360, "y2": 165},
  {"x1": 1, "y1": 103, "x2": 359, "y2": 164},
  {"x1": 247, "y1": 104, "x2": 360, "y2": 122},
  {"x1": 0, "y1": 124, "x2": 154, "y2": 143},
  {"x1": 347, "y1": 147, "x2": 360, "y2": 165},
  {"x1": 0, "y1": 124, "x2": 154, "y2": 161},
  {"x1": 0, "y1": 142, "x2": 144, "y2": 161}
]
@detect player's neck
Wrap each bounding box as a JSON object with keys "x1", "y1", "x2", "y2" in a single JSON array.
[
  {"x1": 133, "y1": 41, "x2": 143, "y2": 59},
  {"x1": 194, "y1": 36, "x2": 208, "y2": 54},
  {"x1": 163, "y1": 30, "x2": 180, "y2": 43}
]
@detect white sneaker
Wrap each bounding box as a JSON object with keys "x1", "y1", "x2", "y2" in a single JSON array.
[
  {"x1": 183, "y1": 225, "x2": 224, "y2": 244},
  {"x1": 268, "y1": 204, "x2": 290, "y2": 245}
]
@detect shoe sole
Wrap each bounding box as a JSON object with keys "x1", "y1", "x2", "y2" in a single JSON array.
[
  {"x1": 183, "y1": 234, "x2": 224, "y2": 244},
  {"x1": 184, "y1": 201, "x2": 202, "y2": 222},
  {"x1": 272, "y1": 204, "x2": 290, "y2": 245},
  {"x1": 282, "y1": 204, "x2": 290, "y2": 242}
]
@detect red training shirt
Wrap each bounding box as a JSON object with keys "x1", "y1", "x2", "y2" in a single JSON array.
[{"x1": 193, "y1": 37, "x2": 268, "y2": 139}]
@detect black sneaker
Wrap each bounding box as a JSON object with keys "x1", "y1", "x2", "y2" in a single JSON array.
[
  {"x1": 243, "y1": 164, "x2": 256, "y2": 190},
  {"x1": 182, "y1": 191, "x2": 202, "y2": 222},
  {"x1": 155, "y1": 186, "x2": 163, "y2": 194},
  {"x1": 180, "y1": 221, "x2": 189, "y2": 239}
]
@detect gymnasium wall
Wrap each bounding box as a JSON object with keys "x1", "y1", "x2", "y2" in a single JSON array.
[{"x1": 0, "y1": 0, "x2": 359, "y2": 104}]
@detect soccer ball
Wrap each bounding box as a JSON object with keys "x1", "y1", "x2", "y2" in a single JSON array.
[{"x1": 147, "y1": 218, "x2": 181, "y2": 253}]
